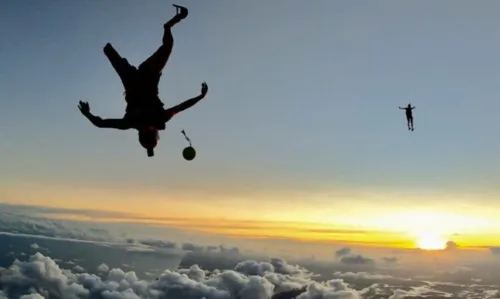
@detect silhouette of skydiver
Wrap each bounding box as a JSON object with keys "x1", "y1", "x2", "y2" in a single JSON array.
[
  {"x1": 399, "y1": 103, "x2": 415, "y2": 131},
  {"x1": 78, "y1": 5, "x2": 209, "y2": 157}
]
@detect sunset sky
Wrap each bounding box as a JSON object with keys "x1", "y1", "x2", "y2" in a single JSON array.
[{"x1": 1, "y1": 0, "x2": 500, "y2": 258}]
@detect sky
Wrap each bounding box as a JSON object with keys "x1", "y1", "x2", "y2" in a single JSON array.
[{"x1": 1, "y1": 0, "x2": 500, "y2": 253}]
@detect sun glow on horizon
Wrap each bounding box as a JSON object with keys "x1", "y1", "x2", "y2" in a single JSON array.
[
  {"x1": 372, "y1": 211, "x2": 489, "y2": 235},
  {"x1": 416, "y1": 232, "x2": 448, "y2": 250}
]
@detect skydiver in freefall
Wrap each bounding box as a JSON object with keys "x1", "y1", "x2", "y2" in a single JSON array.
[
  {"x1": 399, "y1": 103, "x2": 415, "y2": 131},
  {"x1": 78, "y1": 4, "x2": 209, "y2": 157}
]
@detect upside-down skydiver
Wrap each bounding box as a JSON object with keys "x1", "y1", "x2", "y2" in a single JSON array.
[
  {"x1": 399, "y1": 103, "x2": 415, "y2": 131},
  {"x1": 78, "y1": 4, "x2": 209, "y2": 157}
]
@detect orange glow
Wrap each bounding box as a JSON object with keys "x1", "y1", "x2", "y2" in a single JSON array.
[{"x1": 2, "y1": 180, "x2": 500, "y2": 250}]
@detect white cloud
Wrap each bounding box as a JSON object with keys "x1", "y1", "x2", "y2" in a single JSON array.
[
  {"x1": 20, "y1": 294, "x2": 45, "y2": 299},
  {"x1": 97, "y1": 263, "x2": 110, "y2": 272},
  {"x1": 340, "y1": 254, "x2": 375, "y2": 266},
  {"x1": 126, "y1": 246, "x2": 156, "y2": 253},
  {"x1": 389, "y1": 285, "x2": 454, "y2": 299},
  {"x1": 0, "y1": 252, "x2": 495, "y2": 299},
  {"x1": 0, "y1": 253, "x2": 360, "y2": 299},
  {"x1": 333, "y1": 271, "x2": 395, "y2": 280}
]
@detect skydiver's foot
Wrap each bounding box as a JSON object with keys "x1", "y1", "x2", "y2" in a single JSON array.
[
  {"x1": 165, "y1": 4, "x2": 188, "y2": 28},
  {"x1": 173, "y1": 4, "x2": 188, "y2": 19},
  {"x1": 103, "y1": 43, "x2": 112, "y2": 53}
]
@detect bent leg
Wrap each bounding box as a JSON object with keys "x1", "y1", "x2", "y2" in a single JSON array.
[
  {"x1": 103, "y1": 43, "x2": 134, "y2": 86},
  {"x1": 138, "y1": 5, "x2": 188, "y2": 74}
]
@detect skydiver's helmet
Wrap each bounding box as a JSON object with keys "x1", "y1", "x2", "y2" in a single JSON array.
[
  {"x1": 408, "y1": 103, "x2": 412, "y2": 108},
  {"x1": 138, "y1": 126, "x2": 160, "y2": 157}
]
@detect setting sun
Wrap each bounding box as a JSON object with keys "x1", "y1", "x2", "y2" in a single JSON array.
[{"x1": 416, "y1": 232, "x2": 448, "y2": 250}]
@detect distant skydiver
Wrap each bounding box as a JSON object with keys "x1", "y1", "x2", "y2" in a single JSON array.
[
  {"x1": 399, "y1": 103, "x2": 415, "y2": 131},
  {"x1": 78, "y1": 4, "x2": 209, "y2": 157}
]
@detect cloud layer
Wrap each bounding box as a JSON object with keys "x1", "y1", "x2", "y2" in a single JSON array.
[
  {"x1": 0, "y1": 252, "x2": 499, "y2": 299},
  {"x1": 0, "y1": 253, "x2": 337, "y2": 299}
]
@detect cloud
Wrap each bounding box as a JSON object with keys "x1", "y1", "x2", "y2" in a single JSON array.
[
  {"x1": 207, "y1": 245, "x2": 219, "y2": 252},
  {"x1": 73, "y1": 265, "x2": 86, "y2": 272},
  {"x1": 126, "y1": 246, "x2": 156, "y2": 253},
  {"x1": 219, "y1": 245, "x2": 240, "y2": 255},
  {"x1": 0, "y1": 203, "x2": 134, "y2": 220},
  {"x1": 388, "y1": 285, "x2": 453, "y2": 299},
  {"x1": 490, "y1": 247, "x2": 500, "y2": 255},
  {"x1": 0, "y1": 210, "x2": 114, "y2": 242},
  {"x1": 181, "y1": 242, "x2": 206, "y2": 252},
  {"x1": 333, "y1": 271, "x2": 394, "y2": 280},
  {"x1": 29, "y1": 243, "x2": 49, "y2": 253},
  {"x1": 330, "y1": 271, "x2": 426, "y2": 290},
  {"x1": 382, "y1": 257, "x2": 398, "y2": 264},
  {"x1": 97, "y1": 263, "x2": 110, "y2": 272},
  {"x1": 0, "y1": 252, "x2": 492, "y2": 299},
  {"x1": 0, "y1": 252, "x2": 352, "y2": 299},
  {"x1": 0, "y1": 206, "x2": 220, "y2": 261},
  {"x1": 340, "y1": 254, "x2": 375, "y2": 266},
  {"x1": 445, "y1": 241, "x2": 458, "y2": 250},
  {"x1": 137, "y1": 239, "x2": 177, "y2": 249},
  {"x1": 335, "y1": 247, "x2": 351, "y2": 258}
]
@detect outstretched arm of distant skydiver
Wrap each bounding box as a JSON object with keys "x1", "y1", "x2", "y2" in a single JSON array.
[
  {"x1": 78, "y1": 101, "x2": 131, "y2": 130},
  {"x1": 163, "y1": 82, "x2": 208, "y2": 119},
  {"x1": 411, "y1": 106, "x2": 416, "y2": 109}
]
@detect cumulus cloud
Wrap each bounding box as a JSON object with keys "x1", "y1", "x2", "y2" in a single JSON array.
[
  {"x1": 219, "y1": 245, "x2": 240, "y2": 255},
  {"x1": 181, "y1": 242, "x2": 206, "y2": 252},
  {"x1": 97, "y1": 263, "x2": 110, "y2": 272},
  {"x1": 207, "y1": 245, "x2": 219, "y2": 252},
  {"x1": 0, "y1": 253, "x2": 369, "y2": 299},
  {"x1": 340, "y1": 254, "x2": 375, "y2": 266},
  {"x1": 335, "y1": 247, "x2": 351, "y2": 258},
  {"x1": 73, "y1": 265, "x2": 85, "y2": 272},
  {"x1": 445, "y1": 241, "x2": 458, "y2": 250},
  {"x1": 0, "y1": 252, "x2": 494, "y2": 299},
  {"x1": 29, "y1": 243, "x2": 49, "y2": 253}
]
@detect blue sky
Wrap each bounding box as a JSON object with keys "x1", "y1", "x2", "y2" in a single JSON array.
[{"x1": 1, "y1": 1, "x2": 500, "y2": 225}]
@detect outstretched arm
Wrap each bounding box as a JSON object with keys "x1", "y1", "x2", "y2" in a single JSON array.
[
  {"x1": 164, "y1": 82, "x2": 208, "y2": 118},
  {"x1": 78, "y1": 101, "x2": 131, "y2": 130},
  {"x1": 411, "y1": 106, "x2": 416, "y2": 109}
]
